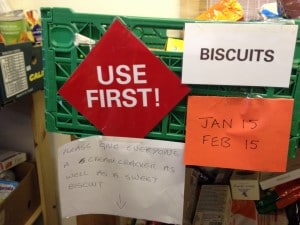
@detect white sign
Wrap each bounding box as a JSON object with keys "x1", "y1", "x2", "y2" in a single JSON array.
[
  {"x1": 57, "y1": 135, "x2": 185, "y2": 224},
  {"x1": 182, "y1": 23, "x2": 298, "y2": 87}
]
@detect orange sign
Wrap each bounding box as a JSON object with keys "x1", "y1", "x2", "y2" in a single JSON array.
[{"x1": 184, "y1": 96, "x2": 294, "y2": 172}]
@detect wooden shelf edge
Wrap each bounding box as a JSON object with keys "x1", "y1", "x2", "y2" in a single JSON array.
[{"x1": 25, "y1": 205, "x2": 42, "y2": 225}]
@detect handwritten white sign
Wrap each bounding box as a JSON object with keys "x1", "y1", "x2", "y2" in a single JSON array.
[
  {"x1": 182, "y1": 23, "x2": 298, "y2": 87},
  {"x1": 57, "y1": 135, "x2": 185, "y2": 224}
]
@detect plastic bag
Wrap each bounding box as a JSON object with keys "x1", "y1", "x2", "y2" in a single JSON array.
[
  {"x1": 196, "y1": 0, "x2": 244, "y2": 21},
  {"x1": 277, "y1": 0, "x2": 300, "y2": 18}
]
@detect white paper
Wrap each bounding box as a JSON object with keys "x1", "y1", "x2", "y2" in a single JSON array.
[
  {"x1": 57, "y1": 135, "x2": 185, "y2": 224},
  {"x1": 182, "y1": 23, "x2": 298, "y2": 87}
]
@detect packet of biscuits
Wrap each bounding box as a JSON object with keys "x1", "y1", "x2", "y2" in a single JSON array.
[{"x1": 196, "y1": 0, "x2": 244, "y2": 21}]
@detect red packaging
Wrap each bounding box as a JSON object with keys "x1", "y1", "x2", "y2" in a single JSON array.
[
  {"x1": 276, "y1": 188, "x2": 300, "y2": 209},
  {"x1": 274, "y1": 178, "x2": 300, "y2": 198}
]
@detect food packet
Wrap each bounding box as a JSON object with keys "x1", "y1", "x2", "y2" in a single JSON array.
[
  {"x1": 256, "y1": 179, "x2": 300, "y2": 214},
  {"x1": 277, "y1": 0, "x2": 300, "y2": 18},
  {"x1": 196, "y1": 0, "x2": 244, "y2": 21},
  {"x1": 24, "y1": 9, "x2": 41, "y2": 44}
]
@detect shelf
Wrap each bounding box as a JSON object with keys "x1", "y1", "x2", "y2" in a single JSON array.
[{"x1": 25, "y1": 205, "x2": 42, "y2": 225}]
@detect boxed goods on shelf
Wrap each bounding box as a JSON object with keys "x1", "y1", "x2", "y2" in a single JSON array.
[
  {"x1": 0, "y1": 150, "x2": 26, "y2": 173},
  {"x1": 0, "y1": 42, "x2": 43, "y2": 106},
  {"x1": 0, "y1": 162, "x2": 40, "y2": 225}
]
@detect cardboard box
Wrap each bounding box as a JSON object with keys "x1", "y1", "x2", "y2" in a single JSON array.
[
  {"x1": 183, "y1": 167, "x2": 202, "y2": 225},
  {"x1": 193, "y1": 185, "x2": 232, "y2": 225},
  {"x1": 0, "y1": 162, "x2": 40, "y2": 225},
  {"x1": 230, "y1": 170, "x2": 260, "y2": 200},
  {"x1": 260, "y1": 150, "x2": 300, "y2": 190},
  {"x1": 257, "y1": 209, "x2": 288, "y2": 225},
  {"x1": 0, "y1": 150, "x2": 27, "y2": 173},
  {"x1": 0, "y1": 42, "x2": 43, "y2": 106}
]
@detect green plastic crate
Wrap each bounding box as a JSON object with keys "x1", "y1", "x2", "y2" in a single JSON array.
[
  {"x1": 292, "y1": 19, "x2": 300, "y2": 88},
  {"x1": 289, "y1": 136, "x2": 300, "y2": 158},
  {"x1": 42, "y1": 7, "x2": 300, "y2": 156}
]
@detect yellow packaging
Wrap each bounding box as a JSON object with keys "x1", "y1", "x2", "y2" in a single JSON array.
[
  {"x1": 196, "y1": 0, "x2": 244, "y2": 21},
  {"x1": 165, "y1": 38, "x2": 184, "y2": 52},
  {"x1": 24, "y1": 9, "x2": 41, "y2": 44}
]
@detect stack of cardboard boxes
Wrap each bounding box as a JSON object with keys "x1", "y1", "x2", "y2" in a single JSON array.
[{"x1": 183, "y1": 151, "x2": 300, "y2": 225}]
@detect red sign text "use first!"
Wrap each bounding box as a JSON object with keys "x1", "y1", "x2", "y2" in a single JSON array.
[{"x1": 59, "y1": 19, "x2": 190, "y2": 138}]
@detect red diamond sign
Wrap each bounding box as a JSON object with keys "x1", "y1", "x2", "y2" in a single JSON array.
[{"x1": 58, "y1": 19, "x2": 190, "y2": 138}]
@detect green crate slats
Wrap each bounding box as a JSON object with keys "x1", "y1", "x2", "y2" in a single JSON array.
[{"x1": 42, "y1": 7, "x2": 300, "y2": 157}]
